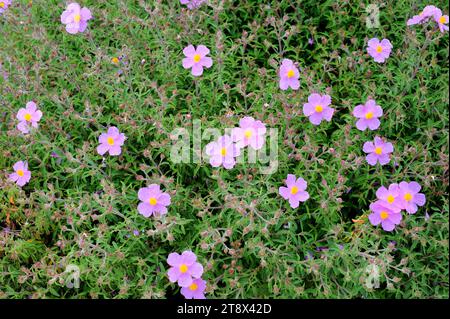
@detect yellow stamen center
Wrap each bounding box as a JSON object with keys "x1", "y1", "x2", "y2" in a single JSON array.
[
  {"x1": 111, "y1": 57, "x2": 119, "y2": 64},
  {"x1": 244, "y1": 130, "x2": 252, "y2": 139},
  {"x1": 220, "y1": 147, "x2": 227, "y2": 156},
  {"x1": 380, "y1": 211, "x2": 389, "y2": 220},
  {"x1": 189, "y1": 283, "x2": 198, "y2": 291},
  {"x1": 365, "y1": 112, "x2": 373, "y2": 119},
  {"x1": 376, "y1": 45, "x2": 383, "y2": 53},
  {"x1": 107, "y1": 137, "x2": 115, "y2": 146},
  {"x1": 193, "y1": 54, "x2": 201, "y2": 63},
  {"x1": 315, "y1": 105, "x2": 323, "y2": 113},
  {"x1": 387, "y1": 194, "x2": 395, "y2": 204},
  {"x1": 0, "y1": 2, "x2": 5, "y2": 8},
  {"x1": 24, "y1": 113, "x2": 32, "y2": 121},
  {"x1": 179, "y1": 264, "x2": 188, "y2": 273},
  {"x1": 404, "y1": 193, "x2": 412, "y2": 202},
  {"x1": 374, "y1": 147, "x2": 382, "y2": 155},
  {"x1": 149, "y1": 197, "x2": 157, "y2": 206},
  {"x1": 290, "y1": 186, "x2": 299, "y2": 195},
  {"x1": 439, "y1": 16, "x2": 446, "y2": 24},
  {"x1": 17, "y1": 169, "x2": 24, "y2": 177},
  {"x1": 74, "y1": 14, "x2": 81, "y2": 23},
  {"x1": 287, "y1": 69, "x2": 295, "y2": 78}
]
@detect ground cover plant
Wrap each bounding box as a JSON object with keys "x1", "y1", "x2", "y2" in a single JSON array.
[{"x1": 0, "y1": 0, "x2": 449, "y2": 299}]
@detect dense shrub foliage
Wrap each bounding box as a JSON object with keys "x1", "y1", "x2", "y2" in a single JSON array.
[{"x1": 0, "y1": 0, "x2": 448, "y2": 298}]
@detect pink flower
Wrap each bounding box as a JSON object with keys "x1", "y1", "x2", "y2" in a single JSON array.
[
  {"x1": 137, "y1": 184, "x2": 171, "y2": 217},
  {"x1": 375, "y1": 184, "x2": 402, "y2": 213},
  {"x1": 167, "y1": 251, "x2": 203, "y2": 287},
  {"x1": 182, "y1": 45, "x2": 213, "y2": 76},
  {"x1": 231, "y1": 116, "x2": 267, "y2": 150},
  {"x1": 363, "y1": 136, "x2": 393, "y2": 166},
  {"x1": 279, "y1": 59, "x2": 300, "y2": 90},
  {"x1": 61, "y1": 3, "x2": 92, "y2": 34},
  {"x1": 434, "y1": 9, "x2": 449, "y2": 33},
  {"x1": 0, "y1": 0, "x2": 12, "y2": 14},
  {"x1": 302, "y1": 93, "x2": 334, "y2": 125},
  {"x1": 180, "y1": 0, "x2": 206, "y2": 10},
  {"x1": 353, "y1": 99, "x2": 383, "y2": 131},
  {"x1": 279, "y1": 174, "x2": 309, "y2": 208},
  {"x1": 369, "y1": 200, "x2": 402, "y2": 232},
  {"x1": 16, "y1": 101, "x2": 43, "y2": 134},
  {"x1": 180, "y1": 278, "x2": 206, "y2": 299},
  {"x1": 407, "y1": 5, "x2": 440, "y2": 26},
  {"x1": 398, "y1": 181, "x2": 426, "y2": 214},
  {"x1": 96, "y1": 127, "x2": 126, "y2": 156},
  {"x1": 367, "y1": 38, "x2": 392, "y2": 63},
  {"x1": 205, "y1": 135, "x2": 241, "y2": 169},
  {"x1": 9, "y1": 161, "x2": 31, "y2": 187}
]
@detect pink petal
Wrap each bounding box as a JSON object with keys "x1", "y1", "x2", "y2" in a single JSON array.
[
  {"x1": 408, "y1": 182, "x2": 421, "y2": 193},
  {"x1": 138, "y1": 188, "x2": 151, "y2": 202},
  {"x1": 286, "y1": 174, "x2": 297, "y2": 187},
  {"x1": 279, "y1": 78, "x2": 289, "y2": 90},
  {"x1": 353, "y1": 104, "x2": 366, "y2": 118},
  {"x1": 288, "y1": 197, "x2": 300, "y2": 209},
  {"x1": 167, "y1": 253, "x2": 181, "y2": 266},
  {"x1": 182, "y1": 57, "x2": 195, "y2": 69},
  {"x1": 96, "y1": 143, "x2": 110, "y2": 156},
  {"x1": 355, "y1": 119, "x2": 368, "y2": 131},
  {"x1": 367, "y1": 118, "x2": 380, "y2": 130},
  {"x1": 108, "y1": 145, "x2": 122, "y2": 156},
  {"x1": 137, "y1": 202, "x2": 153, "y2": 217},
  {"x1": 183, "y1": 45, "x2": 196, "y2": 57},
  {"x1": 279, "y1": 186, "x2": 290, "y2": 199},
  {"x1": 66, "y1": 23, "x2": 80, "y2": 34},
  {"x1": 167, "y1": 267, "x2": 180, "y2": 282},
  {"x1": 189, "y1": 262, "x2": 203, "y2": 278},
  {"x1": 157, "y1": 193, "x2": 171, "y2": 206},
  {"x1": 368, "y1": 212, "x2": 381, "y2": 225},
  {"x1": 201, "y1": 57, "x2": 213, "y2": 68},
  {"x1": 303, "y1": 103, "x2": 315, "y2": 116},
  {"x1": 381, "y1": 220, "x2": 395, "y2": 231},
  {"x1": 366, "y1": 153, "x2": 378, "y2": 166},
  {"x1": 178, "y1": 273, "x2": 193, "y2": 287},
  {"x1": 80, "y1": 7, "x2": 92, "y2": 20},
  {"x1": 363, "y1": 141, "x2": 375, "y2": 153},
  {"x1": 196, "y1": 45, "x2": 210, "y2": 57},
  {"x1": 308, "y1": 112, "x2": 323, "y2": 125},
  {"x1": 191, "y1": 64, "x2": 204, "y2": 76}
]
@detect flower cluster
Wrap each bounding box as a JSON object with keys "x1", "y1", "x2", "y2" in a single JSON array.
[
  {"x1": 206, "y1": 116, "x2": 267, "y2": 169},
  {"x1": 369, "y1": 182, "x2": 426, "y2": 231},
  {"x1": 407, "y1": 5, "x2": 448, "y2": 33},
  {"x1": 167, "y1": 251, "x2": 206, "y2": 299}
]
